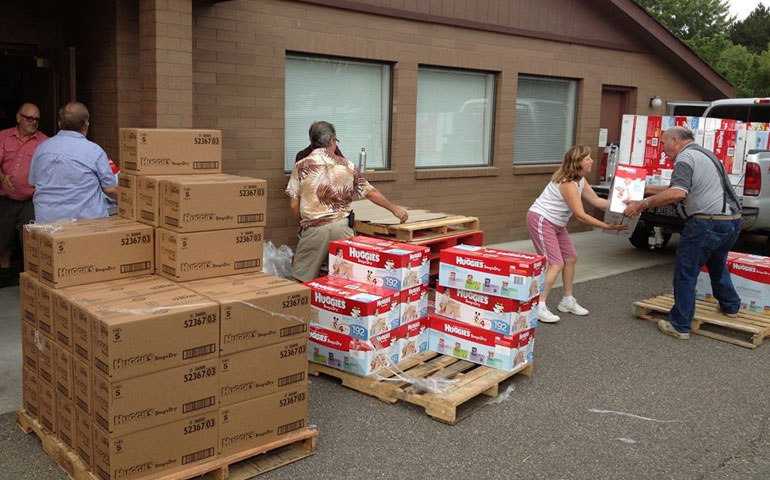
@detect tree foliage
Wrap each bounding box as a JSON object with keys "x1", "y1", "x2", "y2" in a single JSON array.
[{"x1": 636, "y1": 0, "x2": 770, "y2": 97}]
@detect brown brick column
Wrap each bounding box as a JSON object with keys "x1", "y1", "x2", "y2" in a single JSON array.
[{"x1": 139, "y1": 0, "x2": 193, "y2": 128}]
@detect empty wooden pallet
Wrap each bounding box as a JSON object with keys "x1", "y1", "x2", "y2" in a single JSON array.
[
  {"x1": 309, "y1": 351, "x2": 532, "y2": 424},
  {"x1": 355, "y1": 215, "x2": 480, "y2": 242},
  {"x1": 633, "y1": 294, "x2": 770, "y2": 348}
]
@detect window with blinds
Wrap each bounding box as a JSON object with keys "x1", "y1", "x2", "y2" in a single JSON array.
[
  {"x1": 415, "y1": 67, "x2": 496, "y2": 168},
  {"x1": 514, "y1": 76, "x2": 578, "y2": 165},
  {"x1": 284, "y1": 54, "x2": 391, "y2": 172}
]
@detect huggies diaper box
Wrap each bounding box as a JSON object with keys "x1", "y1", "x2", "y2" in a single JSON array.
[
  {"x1": 394, "y1": 317, "x2": 429, "y2": 360},
  {"x1": 427, "y1": 314, "x2": 534, "y2": 372},
  {"x1": 696, "y1": 252, "x2": 770, "y2": 315},
  {"x1": 305, "y1": 276, "x2": 400, "y2": 340},
  {"x1": 438, "y1": 245, "x2": 545, "y2": 301},
  {"x1": 328, "y1": 236, "x2": 429, "y2": 291},
  {"x1": 309, "y1": 325, "x2": 399, "y2": 376},
  {"x1": 399, "y1": 284, "x2": 429, "y2": 325},
  {"x1": 435, "y1": 285, "x2": 538, "y2": 335}
]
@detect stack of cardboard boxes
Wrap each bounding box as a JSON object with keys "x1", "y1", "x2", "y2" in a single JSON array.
[
  {"x1": 618, "y1": 114, "x2": 770, "y2": 191},
  {"x1": 696, "y1": 251, "x2": 770, "y2": 315},
  {"x1": 306, "y1": 236, "x2": 431, "y2": 376},
  {"x1": 432, "y1": 245, "x2": 544, "y2": 372},
  {"x1": 20, "y1": 129, "x2": 312, "y2": 480}
]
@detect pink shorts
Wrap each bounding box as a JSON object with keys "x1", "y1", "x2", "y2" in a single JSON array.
[{"x1": 526, "y1": 211, "x2": 578, "y2": 266}]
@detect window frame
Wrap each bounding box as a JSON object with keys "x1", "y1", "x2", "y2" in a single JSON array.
[
  {"x1": 284, "y1": 52, "x2": 394, "y2": 172},
  {"x1": 414, "y1": 64, "x2": 497, "y2": 170}
]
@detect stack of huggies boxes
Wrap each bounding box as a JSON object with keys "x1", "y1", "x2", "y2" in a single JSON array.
[
  {"x1": 695, "y1": 251, "x2": 770, "y2": 315},
  {"x1": 432, "y1": 245, "x2": 545, "y2": 372},
  {"x1": 306, "y1": 235, "x2": 431, "y2": 377},
  {"x1": 19, "y1": 129, "x2": 312, "y2": 480}
]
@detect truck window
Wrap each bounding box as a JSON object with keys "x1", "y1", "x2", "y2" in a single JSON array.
[
  {"x1": 748, "y1": 106, "x2": 770, "y2": 123},
  {"x1": 706, "y1": 105, "x2": 749, "y2": 121},
  {"x1": 671, "y1": 105, "x2": 707, "y2": 116}
]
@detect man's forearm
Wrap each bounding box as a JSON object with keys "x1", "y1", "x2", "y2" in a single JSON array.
[{"x1": 646, "y1": 188, "x2": 685, "y2": 209}]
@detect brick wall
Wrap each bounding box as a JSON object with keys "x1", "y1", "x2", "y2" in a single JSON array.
[{"x1": 190, "y1": 0, "x2": 705, "y2": 248}]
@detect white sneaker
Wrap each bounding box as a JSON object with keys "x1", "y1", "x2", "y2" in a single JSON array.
[
  {"x1": 537, "y1": 305, "x2": 560, "y2": 323},
  {"x1": 558, "y1": 298, "x2": 589, "y2": 316}
]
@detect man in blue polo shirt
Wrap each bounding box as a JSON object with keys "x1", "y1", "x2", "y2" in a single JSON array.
[
  {"x1": 624, "y1": 126, "x2": 742, "y2": 340},
  {"x1": 28, "y1": 101, "x2": 117, "y2": 223}
]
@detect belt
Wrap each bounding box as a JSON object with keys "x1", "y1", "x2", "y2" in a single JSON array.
[{"x1": 692, "y1": 213, "x2": 741, "y2": 220}]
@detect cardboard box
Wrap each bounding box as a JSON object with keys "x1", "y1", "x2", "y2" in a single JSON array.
[
  {"x1": 428, "y1": 314, "x2": 534, "y2": 372},
  {"x1": 160, "y1": 175, "x2": 267, "y2": 232},
  {"x1": 54, "y1": 343, "x2": 73, "y2": 400},
  {"x1": 117, "y1": 173, "x2": 138, "y2": 220},
  {"x1": 39, "y1": 379, "x2": 57, "y2": 433},
  {"x1": 136, "y1": 175, "x2": 186, "y2": 226},
  {"x1": 219, "y1": 385, "x2": 308, "y2": 457},
  {"x1": 20, "y1": 272, "x2": 37, "y2": 327},
  {"x1": 609, "y1": 165, "x2": 646, "y2": 214},
  {"x1": 75, "y1": 409, "x2": 93, "y2": 468},
  {"x1": 56, "y1": 390, "x2": 76, "y2": 449},
  {"x1": 21, "y1": 322, "x2": 39, "y2": 372},
  {"x1": 36, "y1": 281, "x2": 54, "y2": 337},
  {"x1": 73, "y1": 357, "x2": 91, "y2": 414},
  {"x1": 305, "y1": 276, "x2": 401, "y2": 340},
  {"x1": 435, "y1": 285, "x2": 538, "y2": 335},
  {"x1": 119, "y1": 128, "x2": 223, "y2": 175},
  {"x1": 93, "y1": 359, "x2": 219, "y2": 436},
  {"x1": 53, "y1": 291, "x2": 74, "y2": 350},
  {"x1": 38, "y1": 221, "x2": 154, "y2": 288},
  {"x1": 157, "y1": 227, "x2": 264, "y2": 282},
  {"x1": 65, "y1": 276, "x2": 179, "y2": 364},
  {"x1": 37, "y1": 332, "x2": 55, "y2": 386},
  {"x1": 328, "y1": 236, "x2": 430, "y2": 290},
  {"x1": 398, "y1": 284, "x2": 429, "y2": 325},
  {"x1": 308, "y1": 325, "x2": 399, "y2": 376},
  {"x1": 183, "y1": 272, "x2": 310, "y2": 356},
  {"x1": 394, "y1": 317, "x2": 429, "y2": 360},
  {"x1": 93, "y1": 412, "x2": 218, "y2": 480},
  {"x1": 89, "y1": 287, "x2": 219, "y2": 380},
  {"x1": 23, "y1": 224, "x2": 40, "y2": 277},
  {"x1": 696, "y1": 252, "x2": 770, "y2": 315},
  {"x1": 23, "y1": 365, "x2": 39, "y2": 418},
  {"x1": 220, "y1": 339, "x2": 307, "y2": 406},
  {"x1": 439, "y1": 246, "x2": 545, "y2": 301}
]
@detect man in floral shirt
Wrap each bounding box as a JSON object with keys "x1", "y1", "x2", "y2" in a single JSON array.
[{"x1": 286, "y1": 121, "x2": 408, "y2": 282}]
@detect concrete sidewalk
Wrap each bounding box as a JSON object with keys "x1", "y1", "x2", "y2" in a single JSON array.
[{"x1": 489, "y1": 229, "x2": 677, "y2": 288}]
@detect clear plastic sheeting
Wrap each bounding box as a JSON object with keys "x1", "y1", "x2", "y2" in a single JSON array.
[
  {"x1": 368, "y1": 336, "x2": 459, "y2": 395},
  {"x1": 617, "y1": 438, "x2": 639, "y2": 444},
  {"x1": 262, "y1": 241, "x2": 294, "y2": 279},
  {"x1": 486, "y1": 385, "x2": 516, "y2": 405},
  {"x1": 589, "y1": 408, "x2": 679, "y2": 423}
]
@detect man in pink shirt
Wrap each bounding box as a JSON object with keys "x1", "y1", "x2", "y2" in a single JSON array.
[{"x1": 0, "y1": 103, "x2": 48, "y2": 286}]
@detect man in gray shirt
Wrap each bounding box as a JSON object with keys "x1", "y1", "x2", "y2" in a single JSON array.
[{"x1": 624, "y1": 126, "x2": 741, "y2": 340}]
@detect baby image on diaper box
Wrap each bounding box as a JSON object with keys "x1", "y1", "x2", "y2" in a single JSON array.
[
  {"x1": 399, "y1": 284, "x2": 429, "y2": 325},
  {"x1": 439, "y1": 245, "x2": 545, "y2": 301},
  {"x1": 435, "y1": 285, "x2": 538, "y2": 335},
  {"x1": 609, "y1": 165, "x2": 646, "y2": 214},
  {"x1": 309, "y1": 325, "x2": 399, "y2": 377},
  {"x1": 428, "y1": 314, "x2": 520, "y2": 372},
  {"x1": 305, "y1": 276, "x2": 400, "y2": 340},
  {"x1": 329, "y1": 236, "x2": 429, "y2": 291},
  {"x1": 393, "y1": 317, "x2": 429, "y2": 360}
]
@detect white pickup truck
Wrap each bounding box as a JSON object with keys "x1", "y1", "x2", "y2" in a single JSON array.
[{"x1": 595, "y1": 98, "x2": 770, "y2": 250}]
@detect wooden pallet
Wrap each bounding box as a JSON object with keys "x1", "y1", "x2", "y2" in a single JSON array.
[
  {"x1": 308, "y1": 351, "x2": 532, "y2": 425},
  {"x1": 355, "y1": 215, "x2": 480, "y2": 242},
  {"x1": 633, "y1": 294, "x2": 770, "y2": 349},
  {"x1": 17, "y1": 409, "x2": 318, "y2": 480}
]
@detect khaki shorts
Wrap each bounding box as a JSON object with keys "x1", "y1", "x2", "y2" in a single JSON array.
[{"x1": 292, "y1": 218, "x2": 353, "y2": 282}]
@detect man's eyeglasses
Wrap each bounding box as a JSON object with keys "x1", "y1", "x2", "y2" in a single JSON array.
[{"x1": 19, "y1": 114, "x2": 40, "y2": 123}]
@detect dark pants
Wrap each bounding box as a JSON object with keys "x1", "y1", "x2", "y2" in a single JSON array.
[
  {"x1": 0, "y1": 196, "x2": 34, "y2": 272},
  {"x1": 669, "y1": 217, "x2": 741, "y2": 333}
]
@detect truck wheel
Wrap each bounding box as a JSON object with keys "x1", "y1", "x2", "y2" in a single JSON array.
[{"x1": 629, "y1": 225, "x2": 672, "y2": 250}]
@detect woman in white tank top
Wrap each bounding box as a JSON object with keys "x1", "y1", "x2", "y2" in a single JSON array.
[{"x1": 527, "y1": 145, "x2": 627, "y2": 323}]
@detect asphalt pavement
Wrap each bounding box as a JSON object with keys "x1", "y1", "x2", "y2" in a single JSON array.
[{"x1": 1, "y1": 234, "x2": 769, "y2": 479}]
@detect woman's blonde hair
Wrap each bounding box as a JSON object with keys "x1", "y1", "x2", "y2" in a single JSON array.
[{"x1": 551, "y1": 145, "x2": 591, "y2": 183}]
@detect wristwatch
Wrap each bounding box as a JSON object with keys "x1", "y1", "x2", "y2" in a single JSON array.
[{"x1": 643, "y1": 198, "x2": 650, "y2": 210}]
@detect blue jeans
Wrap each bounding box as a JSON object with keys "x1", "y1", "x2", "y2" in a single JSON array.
[{"x1": 669, "y1": 218, "x2": 741, "y2": 333}]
